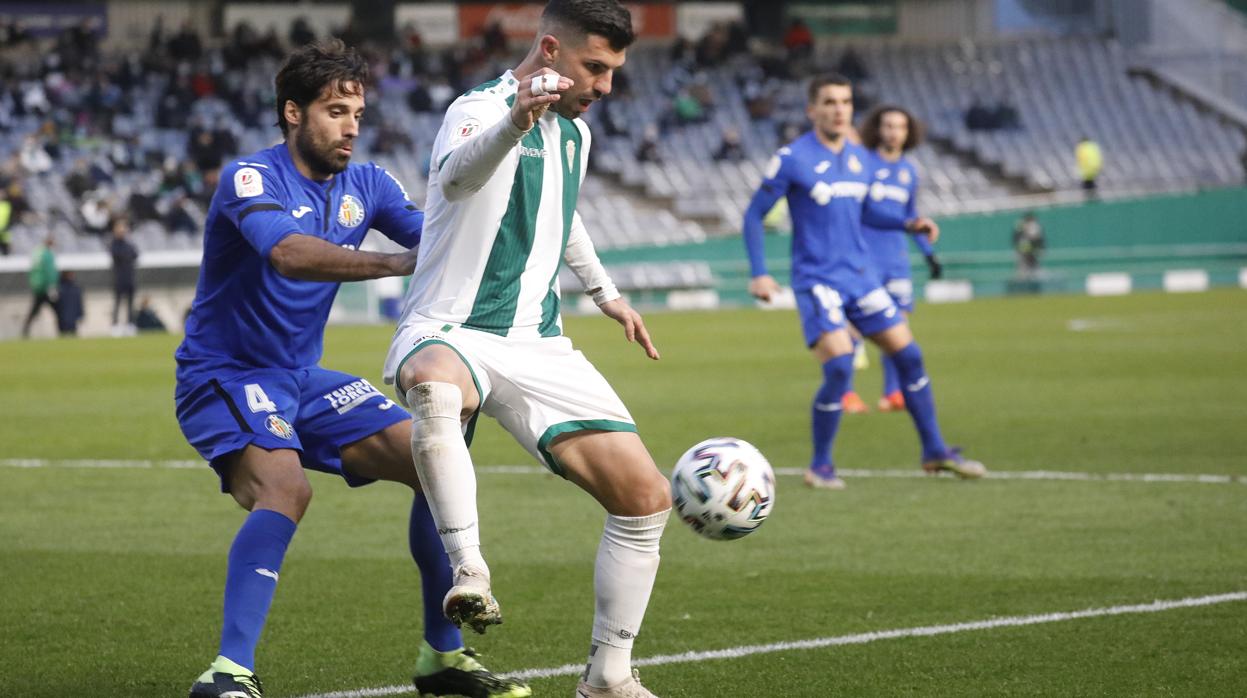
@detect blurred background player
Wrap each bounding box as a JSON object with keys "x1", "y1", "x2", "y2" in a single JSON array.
[
  {"x1": 858, "y1": 104, "x2": 943, "y2": 412},
  {"x1": 742, "y1": 74, "x2": 985, "y2": 490},
  {"x1": 175, "y1": 39, "x2": 528, "y2": 698},
  {"x1": 382, "y1": 2, "x2": 672, "y2": 696},
  {"x1": 21, "y1": 236, "x2": 57, "y2": 338}
]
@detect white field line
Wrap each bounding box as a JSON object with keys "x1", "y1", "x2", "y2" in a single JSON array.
[
  {"x1": 295, "y1": 591, "x2": 1247, "y2": 698},
  {"x1": 1, "y1": 459, "x2": 1243, "y2": 485}
]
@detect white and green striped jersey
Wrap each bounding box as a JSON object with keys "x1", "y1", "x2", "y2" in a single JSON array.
[{"x1": 396, "y1": 70, "x2": 593, "y2": 339}]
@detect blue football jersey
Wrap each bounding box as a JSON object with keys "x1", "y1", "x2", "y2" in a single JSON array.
[
  {"x1": 175, "y1": 144, "x2": 423, "y2": 389},
  {"x1": 862, "y1": 153, "x2": 929, "y2": 277},
  {"x1": 743, "y1": 132, "x2": 908, "y2": 290}
]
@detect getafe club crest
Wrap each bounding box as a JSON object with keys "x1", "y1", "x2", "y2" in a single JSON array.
[
  {"x1": 266, "y1": 415, "x2": 294, "y2": 439},
  {"x1": 848, "y1": 154, "x2": 862, "y2": 173},
  {"x1": 338, "y1": 194, "x2": 365, "y2": 228},
  {"x1": 566, "y1": 139, "x2": 577, "y2": 172},
  {"x1": 899, "y1": 169, "x2": 912, "y2": 185}
]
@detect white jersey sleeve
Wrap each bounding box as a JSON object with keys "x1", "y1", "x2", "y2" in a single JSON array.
[{"x1": 432, "y1": 94, "x2": 526, "y2": 202}]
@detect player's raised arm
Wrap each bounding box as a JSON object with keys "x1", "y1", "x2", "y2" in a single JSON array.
[
  {"x1": 743, "y1": 148, "x2": 792, "y2": 300},
  {"x1": 437, "y1": 69, "x2": 572, "y2": 202}
]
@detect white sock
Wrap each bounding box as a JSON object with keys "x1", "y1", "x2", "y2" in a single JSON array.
[
  {"x1": 584, "y1": 509, "x2": 670, "y2": 687},
  {"x1": 407, "y1": 382, "x2": 488, "y2": 575}
]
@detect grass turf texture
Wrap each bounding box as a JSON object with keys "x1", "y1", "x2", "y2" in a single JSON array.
[{"x1": 1, "y1": 289, "x2": 1245, "y2": 697}]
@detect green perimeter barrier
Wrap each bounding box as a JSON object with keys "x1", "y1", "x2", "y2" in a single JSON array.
[{"x1": 598, "y1": 186, "x2": 1247, "y2": 302}]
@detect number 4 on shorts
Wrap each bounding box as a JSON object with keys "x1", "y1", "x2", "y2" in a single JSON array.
[{"x1": 245, "y1": 383, "x2": 277, "y2": 413}]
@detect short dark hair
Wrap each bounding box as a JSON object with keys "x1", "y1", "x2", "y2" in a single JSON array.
[
  {"x1": 274, "y1": 38, "x2": 369, "y2": 135},
  {"x1": 807, "y1": 73, "x2": 852, "y2": 104},
  {"x1": 542, "y1": 0, "x2": 635, "y2": 51},
  {"x1": 858, "y1": 105, "x2": 925, "y2": 151}
]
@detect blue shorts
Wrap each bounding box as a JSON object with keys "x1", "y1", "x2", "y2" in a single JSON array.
[
  {"x1": 878, "y1": 270, "x2": 915, "y2": 313},
  {"x1": 176, "y1": 366, "x2": 409, "y2": 492},
  {"x1": 795, "y1": 274, "x2": 903, "y2": 347}
]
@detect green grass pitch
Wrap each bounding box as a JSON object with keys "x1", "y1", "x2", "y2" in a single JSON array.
[{"x1": 2, "y1": 289, "x2": 1245, "y2": 697}]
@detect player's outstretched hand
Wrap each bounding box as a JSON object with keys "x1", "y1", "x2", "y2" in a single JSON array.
[
  {"x1": 511, "y1": 69, "x2": 572, "y2": 132},
  {"x1": 906, "y1": 217, "x2": 940, "y2": 244},
  {"x1": 748, "y1": 274, "x2": 781, "y2": 302},
  {"x1": 387, "y1": 247, "x2": 420, "y2": 277},
  {"x1": 599, "y1": 298, "x2": 660, "y2": 360}
]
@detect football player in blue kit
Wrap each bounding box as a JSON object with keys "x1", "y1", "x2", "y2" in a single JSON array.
[
  {"x1": 175, "y1": 39, "x2": 529, "y2": 698},
  {"x1": 742, "y1": 74, "x2": 985, "y2": 490},
  {"x1": 858, "y1": 105, "x2": 943, "y2": 412}
]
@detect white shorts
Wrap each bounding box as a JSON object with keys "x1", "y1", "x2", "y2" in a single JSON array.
[{"x1": 383, "y1": 319, "x2": 636, "y2": 475}]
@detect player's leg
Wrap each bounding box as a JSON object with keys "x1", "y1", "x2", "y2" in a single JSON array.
[
  {"x1": 879, "y1": 276, "x2": 914, "y2": 412},
  {"x1": 178, "y1": 371, "x2": 307, "y2": 698},
  {"x1": 550, "y1": 431, "x2": 670, "y2": 697},
  {"x1": 340, "y1": 424, "x2": 531, "y2": 698},
  {"x1": 842, "y1": 325, "x2": 869, "y2": 414},
  {"x1": 397, "y1": 343, "x2": 502, "y2": 634},
  {"x1": 796, "y1": 285, "x2": 856, "y2": 489},
  {"x1": 191, "y1": 446, "x2": 310, "y2": 698},
  {"x1": 869, "y1": 322, "x2": 985, "y2": 478}
]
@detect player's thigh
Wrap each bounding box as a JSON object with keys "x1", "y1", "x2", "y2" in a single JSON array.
[
  {"x1": 339, "y1": 420, "x2": 421, "y2": 490},
  {"x1": 390, "y1": 328, "x2": 482, "y2": 417},
  {"x1": 223, "y1": 444, "x2": 312, "y2": 519},
  {"x1": 811, "y1": 329, "x2": 855, "y2": 363},
  {"x1": 796, "y1": 284, "x2": 855, "y2": 360},
  {"x1": 842, "y1": 283, "x2": 907, "y2": 351},
  {"x1": 550, "y1": 430, "x2": 671, "y2": 517},
  {"x1": 294, "y1": 367, "x2": 411, "y2": 489},
  {"x1": 869, "y1": 322, "x2": 914, "y2": 355},
  {"x1": 480, "y1": 336, "x2": 648, "y2": 495},
  {"x1": 175, "y1": 369, "x2": 307, "y2": 492}
]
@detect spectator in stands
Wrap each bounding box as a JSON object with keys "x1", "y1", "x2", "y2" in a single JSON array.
[
  {"x1": 713, "y1": 127, "x2": 745, "y2": 162},
  {"x1": 837, "y1": 48, "x2": 869, "y2": 83},
  {"x1": 80, "y1": 194, "x2": 112, "y2": 236},
  {"x1": 289, "y1": 17, "x2": 316, "y2": 48},
  {"x1": 695, "y1": 22, "x2": 730, "y2": 68},
  {"x1": 21, "y1": 237, "x2": 58, "y2": 338},
  {"x1": 965, "y1": 97, "x2": 993, "y2": 131},
  {"x1": 481, "y1": 21, "x2": 508, "y2": 57},
  {"x1": 165, "y1": 194, "x2": 198, "y2": 235},
  {"x1": 1012, "y1": 212, "x2": 1045, "y2": 279},
  {"x1": 168, "y1": 21, "x2": 203, "y2": 62},
  {"x1": 1075, "y1": 136, "x2": 1102, "y2": 196},
  {"x1": 0, "y1": 188, "x2": 11, "y2": 255},
  {"x1": 783, "y1": 19, "x2": 814, "y2": 64},
  {"x1": 65, "y1": 158, "x2": 98, "y2": 200},
  {"x1": 134, "y1": 295, "x2": 168, "y2": 333},
  {"x1": 635, "y1": 125, "x2": 662, "y2": 163},
  {"x1": 110, "y1": 216, "x2": 139, "y2": 329},
  {"x1": 669, "y1": 87, "x2": 707, "y2": 126},
  {"x1": 19, "y1": 134, "x2": 53, "y2": 175},
  {"x1": 56, "y1": 270, "x2": 84, "y2": 337}
]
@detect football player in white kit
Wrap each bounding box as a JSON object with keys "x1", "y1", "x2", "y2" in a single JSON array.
[{"x1": 382, "y1": 2, "x2": 671, "y2": 696}]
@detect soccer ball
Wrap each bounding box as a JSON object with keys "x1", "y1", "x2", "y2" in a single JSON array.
[{"x1": 670, "y1": 437, "x2": 776, "y2": 540}]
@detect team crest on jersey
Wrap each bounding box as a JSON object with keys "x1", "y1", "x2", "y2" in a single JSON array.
[
  {"x1": 848, "y1": 154, "x2": 862, "y2": 173},
  {"x1": 265, "y1": 415, "x2": 294, "y2": 439},
  {"x1": 234, "y1": 167, "x2": 263, "y2": 198},
  {"x1": 899, "y1": 169, "x2": 912, "y2": 185},
  {"x1": 338, "y1": 194, "x2": 365, "y2": 228},
  {"x1": 449, "y1": 117, "x2": 481, "y2": 146},
  {"x1": 815, "y1": 161, "x2": 831, "y2": 174},
  {"x1": 565, "y1": 139, "x2": 577, "y2": 171}
]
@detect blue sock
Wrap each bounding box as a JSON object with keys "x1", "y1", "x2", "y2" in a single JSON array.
[
  {"x1": 844, "y1": 338, "x2": 861, "y2": 397},
  {"x1": 881, "y1": 353, "x2": 901, "y2": 396},
  {"x1": 410, "y1": 494, "x2": 464, "y2": 653},
  {"x1": 811, "y1": 354, "x2": 854, "y2": 471},
  {"x1": 890, "y1": 342, "x2": 948, "y2": 461},
  {"x1": 219, "y1": 509, "x2": 297, "y2": 671}
]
